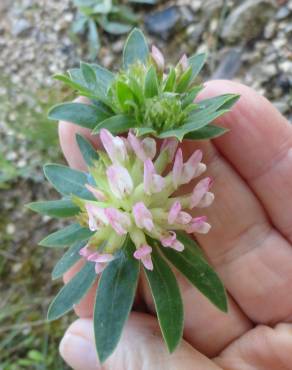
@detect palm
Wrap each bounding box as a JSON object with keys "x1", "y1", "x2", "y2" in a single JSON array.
[{"x1": 59, "y1": 80, "x2": 292, "y2": 370}]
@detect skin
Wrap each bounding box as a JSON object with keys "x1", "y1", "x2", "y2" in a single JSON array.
[{"x1": 58, "y1": 80, "x2": 292, "y2": 370}]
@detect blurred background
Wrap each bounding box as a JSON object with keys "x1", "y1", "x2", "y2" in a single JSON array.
[{"x1": 0, "y1": 0, "x2": 291, "y2": 368}]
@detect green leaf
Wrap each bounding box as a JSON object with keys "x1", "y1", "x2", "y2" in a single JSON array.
[
  {"x1": 161, "y1": 232, "x2": 228, "y2": 312},
  {"x1": 48, "y1": 102, "x2": 108, "y2": 129},
  {"x1": 144, "y1": 65, "x2": 159, "y2": 98},
  {"x1": 52, "y1": 241, "x2": 86, "y2": 280},
  {"x1": 88, "y1": 19, "x2": 100, "y2": 60},
  {"x1": 182, "y1": 85, "x2": 203, "y2": 108},
  {"x1": 39, "y1": 223, "x2": 93, "y2": 247},
  {"x1": 27, "y1": 199, "x2": 79, "y2": 218},
  {"x1": 163, "y1": 67, "x2": 176, "y2": 92},
  {"x1": 176, "y1": 67, "x2": 193, "y2": 93},
  {"x1": 123, "y1": 28, "x2": 149, "y2": 68},
  {"x1": 80, "y1": 62, "x2": 98, "y2": 91},
  {"x1": 68, "y1": 68, "x2": 86, "y2": 86},
  {"x1": 48, "y1": 261, "x2": 97, "y2": 320},
  {"x1": 53, "y1": 74, "x2": 91, "y2": 93},
  {"x1": 116, "y1": 80, "x2": 135, "y2": 110},
  {"x1": 94, "y1": 239, "x2": 139, "y2": 363},
  {"x1": 92, "y1": 114, "x2": 135, "y2": 134},
  {"x1": 144, "y1": 245, "x2": 183, "y2": 353},
  {"x1": 76, "y1": 134, "x2": 99, "y2": 167},
  {"x1": 100, "y1": 19, "x2": 133, "y2": 35},
  {"x1": 90, "y1": 64, "x2": 114, "y2": 95},
  {"x1": 135, "y1": 126, "x2": 156, "y2": 137},
  {"x1": 197, "y1": 94, "x2": 240, "y2": 112},
  {"x1": 188, "y1": 53, "x2": 207, "y2": 79},
  {"x1": 185, "y1": 125, "x2": 229, "y2": 140},
  {"x1": 44, "y1": 164, "x2": 94, "y2": 200}
]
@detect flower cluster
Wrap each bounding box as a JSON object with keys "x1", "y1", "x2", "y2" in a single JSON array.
[{"x1": 77, "y1": 129, "x2": 214, "y2": 273}]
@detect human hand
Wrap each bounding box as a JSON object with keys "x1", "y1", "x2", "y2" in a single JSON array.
[{"x1": 58, "y1": 80, "x2": 292, "y2": 370}]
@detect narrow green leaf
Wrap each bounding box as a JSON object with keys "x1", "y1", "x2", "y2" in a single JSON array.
[
  {"x1": 27, "y1": 199, "x2": 79, "y2": 218},
  {"x1": 48, "y1": 102, "x2": 108, "y2": 129},
  {"x1": 176, "y1": 67, "x2": 193, "y2": 93},
  {"x1": 39, "y1": 223, "x2": 93, "y2": 247},
  {"x1": 80, "y1": 62, "x2": 98, "y2": 92},
  {"x1": 48, "y1": 262, "x2": 96, "y2": 321},
  {"x1": 135, "y1": 127, "x2": 157, "y2": 137},
  {"x1": 182, "y1": 85, "x2": 203, "y2": 108},
  {"x1": 92, "y1": 114, "x2": 135, "y2": 134},
  {"x1": 161, "y1": 232, "x2": 228, "y2": 312},
  {"x1": 88, "y1": 19, "x2": 100, "y2": 60},
  {"x1": 68, "y1": 68, "x2": 86, "y2": 86},
  {"x1": 53, "y1": 74, "x2": 91, "y2": 93},
  {"x1": 100, "y1": 20, "x2": 133, "y2": 35},
  {"x1": 123, "y1": 28, "x2": 149, "y2": 68},
  {"x1": 94, "y1": 239, "x2": 139, "y2": 363},
  {"x1": 163, "y1": 67, "x2": 176, "y2": 92},
  {"x1": 90, "y1": 64, "x2": 114, "y2": 95},
  {"x1": 144, "y1": 65, "x2": 159, "y2": 98},
  {"x1": 116, "y1": 81, "x2": 135, "y2": 109},
  {"x1": 188, "y1": 53, "x2": 207, "y2": 79},
  {"x1": 52, "y1": 241, "x2": 86, "y2": 280},
  {"x1": 185, "y1": 125, "x2": 229, "y2": 140},
  {"x1": 76, "y1": 134, "x2": 99, "y2": 167},
  {"x1": 197, "y1": 94, "x2": 240, "y2": 112},
  {"x1": 44, "y1": 164, "x2": 94, "y2": 200},
  {"x1": 144, "y1": 245, "x2": 183, "y2": 353}
]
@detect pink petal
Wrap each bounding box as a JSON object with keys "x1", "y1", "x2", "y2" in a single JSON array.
[
  {"x1": 178, "y1": 54, "x2": 188, "y2": 71},
  {"x1": 95, "y1": 262, "x2": 106, "y2": 274},
  {"x1": 133, "y1": 244, "x2": 152, "y2": 259},
  {"x1": 197, "y1": 192, "x2": 215, "y2": 208},
  {"x1": 100, "y1": 128, "x2": 127, "y2": 164},
  {"x1": 144, "y1": 159, "x2": 165, "y2": 195},
  {"x1": 161, "y1": 231, "x2": 185, "y2": 252},
  {"x1": 151, "y1": 45, "x2": 165, "y2": 71},
  {"x1": 142, "y1": 254, "x2": 153, "y2": 270},
  {"x1": 176, "y1": 211, "x2": 192, "y2": 225},
  {"x1": 79, "y1": 245, "x2": 92, "y2": 258},
  {"x1": 142, "y1": 137, "x2": 156, "y2": 160},
  {"x1": 181, "y1": 150, "x2": 203, "y2": 184},
  {"x1": 133, "y1": 202, "x2": 154, "y2": 232},
  {"x1": 168, "y1": 201, "x2": 181, "y2": 224},
  {"x1": 172, "y1": 240, "x2": 184, "y2": 252},
  {"x1": 190, "y1": 177, "x2": 213, "y2": 208},
  {"x1": 161, "y1": 138, "x2": 178, "y2": 162},
  {"x1": 85, "y1": 184, "x2": 107, "y2": 201},
  {"x1": 172, "y1": 148, "x2": 183, "y2": 188},
  {"x1": 128, "y1": 131, "x2": 147, "y2": 161},
  {"x1": 185, "y1": 216, "x2": 211, "y2": 234},
  {"x1": 104, "y1": 208, "x2": 131, "y2": 235},
  {"x1": 106, "y1": 165, "x2": 133, "y2": 199},
  {"x1": 85, "y1": 203, "x2": 108, "y2": 231}
]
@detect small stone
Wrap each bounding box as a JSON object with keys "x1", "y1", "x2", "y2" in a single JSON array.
[
  {"x1": 12, "y1": 19, "x2": 32, "y2": 37},
  {"x1": 212, "y1": 47, "x2": 243, "y2": 79},
  {"x1": 145, "y1": 6, "x2": 181, "y2": 40},
  {"x1": 6, "y1": 223, "x2": 16, "y2": 234},
  {"x1": 279, "y1": 61, "x2": 292, "y2": 73},
  {"x1": 273, "y1": 101, "x2": 289, "y2": 113},
  {"x1": 275, "y1": 6, "x2": 291, "y2": 19},
  {"x1": 221, "y1": 0, "x2": 275, "y2": 43},
  {"x1": 264, "y1": 21, "x2": 277, "y2": 39}
]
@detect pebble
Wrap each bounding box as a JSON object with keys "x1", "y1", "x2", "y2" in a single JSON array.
[
  {"x1": 145, "y1": 6, "x2": 181, "y2": 40},
  {"x1": 221, "y1": 0, "x2": 275, "y2": 43},
  {"x1": 275, "y1": 6, "x2": 291, "y2": 19},
  {"x1": 11, "y1": 18, "x2": 32, "y2": 37},
  {"x1": 212, "y1": 47, "x2": 243, "y2": 79}
]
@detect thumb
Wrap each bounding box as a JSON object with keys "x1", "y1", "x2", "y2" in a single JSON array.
[{"x1": 59, "y1": 312, "x2": 221, "y2": 370}]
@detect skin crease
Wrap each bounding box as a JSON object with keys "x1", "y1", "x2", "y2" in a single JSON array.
[{"x1": 56, "y1": 80, "x2": 292, "y2": 370}]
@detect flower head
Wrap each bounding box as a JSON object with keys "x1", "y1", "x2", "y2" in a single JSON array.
[{"x1": 77, "y1": 129, "x2": 214, "y2": 272}]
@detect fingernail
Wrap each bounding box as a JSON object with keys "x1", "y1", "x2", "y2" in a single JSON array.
[{"x1": 60, "y1": 332, "x2": 99, "y2": 370}]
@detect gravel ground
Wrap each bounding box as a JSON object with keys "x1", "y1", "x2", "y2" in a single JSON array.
[{"x1": 0, "y1": 0, "x2": 291, "y2": 368}]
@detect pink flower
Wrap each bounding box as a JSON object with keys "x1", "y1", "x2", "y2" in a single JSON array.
[
  {"x1": 106, "y1": 164, "x2": 133, "y2": 199},
  {"x1": 85, "y1": 203, "x2": 108, "y2": 231},
  {"x1": 151, "y1": 45, "x2": 165, "y2": 72},
  {"x1": 133, "y1": 245, "x2": 153, "y2": 270},
  {"x1": 161, "y1": 138, "x2": 178, "y2": 162},
  {"x1": 190, "y1": 177, "x2": 213, "y2": 208},
  {"x1": 128, "y1": 131, "x2": 156, "y2": 161},
  {"x1": 144, "y1": 159, "x2": 165, "y2": 195},
  {"x1": 168, "y1": 201, "x2": 192, "y2": 225},
  {"x1": 172, "y1": 148, "x2": 183, "y2": 188},
  {"x1": 177, "y1": 54, "x2": 188, "y2": 72},
  {"x1": 88, "y1": 252, "x2": 114, "y2": 274},
  {"x1": 85, "y1": 184, "x2": 107, "y2": 201},
  {"x1": 104, "y1": 208, "x2": 131, "y2": 235},
  {"x1": 133, "y1": 202, "x2": 154, "y2": 232},
  {"x1": 161, "y1": 231, "x2": 184, "y2": 251},
  {"x1": 100, "y1": 128, "x2": 127, "y2": 164},
  {"x1": 185, "y1": 216, "x2": 211, "y2": 234}
]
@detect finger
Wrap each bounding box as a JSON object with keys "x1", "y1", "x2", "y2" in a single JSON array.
[
  {"x1": 58, "y1": 97, "x2": 100, "y2": 171},
  {"x1": 200, "y1": 80, "x2": 292, "y2": 242},
  {"x1": 59, "y1": 313, "x2": 222, "y2": 370},
  {"x1": 215, "y1": 323, "x2": 292, "y2": 370}
]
